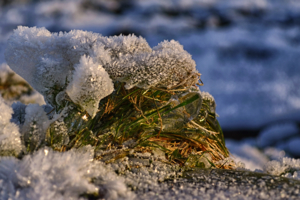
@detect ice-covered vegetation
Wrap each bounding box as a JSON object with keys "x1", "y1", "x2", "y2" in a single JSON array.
[{"x1": 0, "y1": 26, "x2": 235, "y2": 199}]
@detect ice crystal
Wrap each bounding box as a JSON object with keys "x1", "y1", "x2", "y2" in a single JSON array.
[
  {"x1": 66, "y1": 55, "x2": 114, "y2": 117},
  {"x1": 11, "y1": 101, "x2": 27, "y2": 126}
]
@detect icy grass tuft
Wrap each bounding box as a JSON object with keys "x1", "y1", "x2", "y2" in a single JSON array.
[
  {"x1": 0, "y1": 96, "x2": 23, "y2": 156},
  {"x1": 0, "y1": 147, "x2": 134, "y2": 200}
]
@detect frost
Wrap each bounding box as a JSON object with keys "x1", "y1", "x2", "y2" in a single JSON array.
[
  {"x1": 0, "y1": 147, "x2": 134, "y2": 200},
  {"x1": 105, "y1": 39, "x2": 197, "y2": 89},
  {"x1": 99, "y1": 34, "x2": 152, "y2": 58},
  {"x1": 263, "y1": 157, "x2": 300, "y2": 180},
  {"x1": 66, "y1": 55, "x2": 114, "y2": 117},
  {"x1": 0, "y1": 96, "x2": 23, "y2": 156},
  {"x1": 21, "y1": 104, "x2": 50, "y2": 152}
]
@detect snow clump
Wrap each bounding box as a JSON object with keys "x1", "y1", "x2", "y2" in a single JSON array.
[
  {"x1": 264, "y1": 157, "x2": 300, "y2": 180},
  {"x1": 0, "y1": 96, "x2": 23, "y2": 156},
  {"x1": 66, "y1": 55, "x2": 114, "y2": 117},
  {"x1": 0, "y1": 147, "x2": 134, "y2": 200}
]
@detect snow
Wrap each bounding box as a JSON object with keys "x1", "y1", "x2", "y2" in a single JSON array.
[
  {"x1": 264, "y1": 157, "x2": 300, "y2": 180},
  {"x1": 0, "y1": 147, "x2": 134, "y2": 200},
  {"x1": 0, "y1": 96, "x2": 22, "y2": 157}
]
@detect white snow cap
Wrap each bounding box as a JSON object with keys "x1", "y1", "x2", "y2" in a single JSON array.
[
  {"x1": 5, "y1": 26, "x2": 198, "y2": 115},
  {"x1": 0, "y1": 96, "x2": 23, "y2": 156},
  {"x1": 4, "y1": 26, "x2": 112, "y2": 108}
]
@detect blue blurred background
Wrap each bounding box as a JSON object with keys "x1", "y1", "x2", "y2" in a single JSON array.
[{"x1": 1, "y1": 0, "x2": 300, "y2": 158}]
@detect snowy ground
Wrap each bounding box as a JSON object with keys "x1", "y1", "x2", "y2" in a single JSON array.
[{"x1": 1, "y1": 0, "x2": 300, "y2": 199}]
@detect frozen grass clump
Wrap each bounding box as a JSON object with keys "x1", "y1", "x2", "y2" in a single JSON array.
[
  {"x1": 0, "y1": 96, "x2": 23, "y2": 156},
  {"x1": 4, "y1": 26, "x2": 231, "y2": 169},
  {"x1": 0, "y1": 147, "x2": 134, "y2": 200}
]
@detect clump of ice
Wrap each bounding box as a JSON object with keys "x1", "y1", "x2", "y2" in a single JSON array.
[
  {"x1": 201, "y1": 91, "x2": 215, "y2": 102},
  {"x1": 263, "y1": 157, "x2": 300, "y2": 180},
  {"x1": 0, "y1": 96, "x2": 23, "y2": 156},
  {"x1": 66, "y1": 55, "x2": 114, "y2": 117},
  {"x1": 0, "y1": 147, "x2": 134, "y2": 200},
  {"x1": 19, "y1": 91, "x2": 46, "y2": 106}
]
